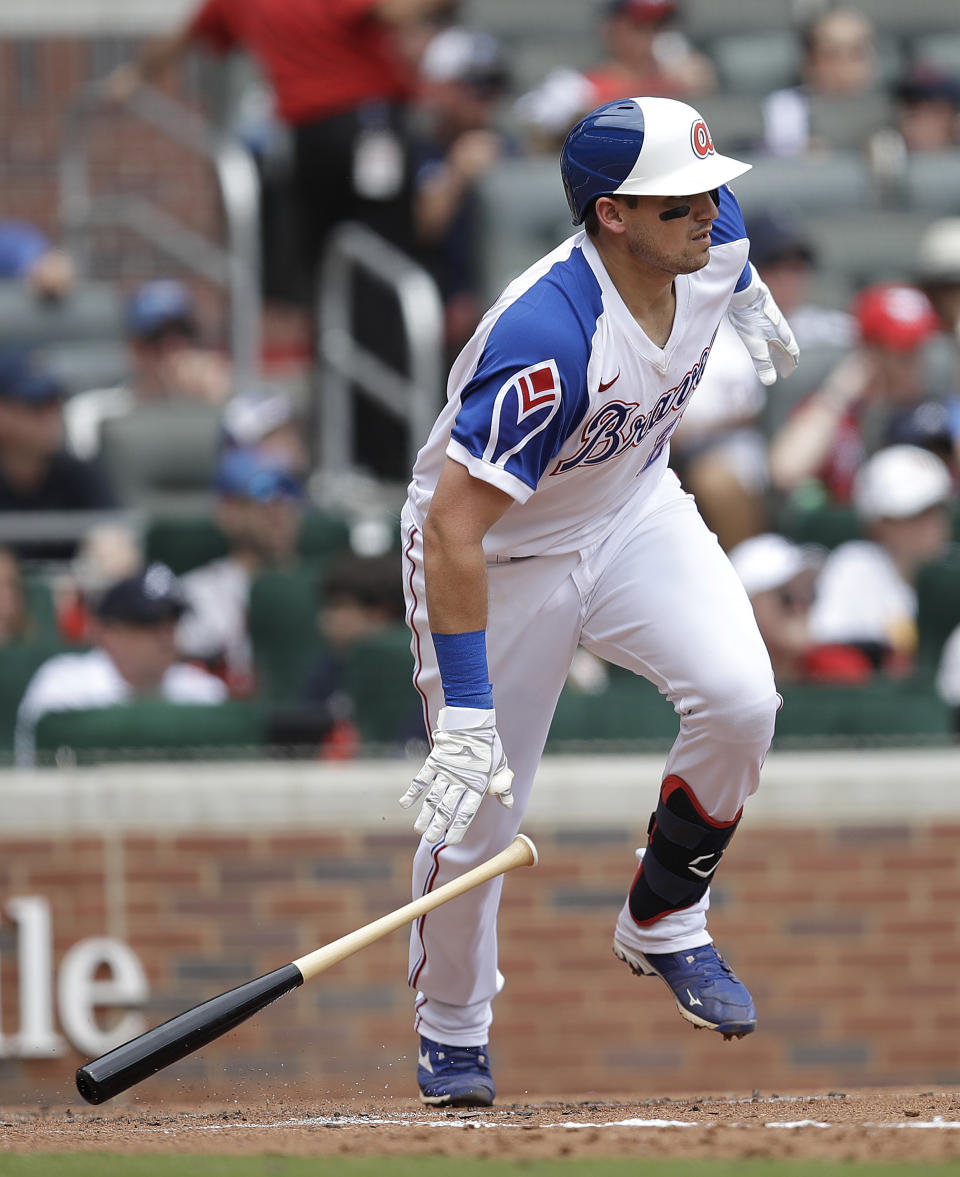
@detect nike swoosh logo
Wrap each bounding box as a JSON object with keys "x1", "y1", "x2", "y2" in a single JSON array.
[{"x1": 598, "y1": 370, "x2": 621, "y2": 392}]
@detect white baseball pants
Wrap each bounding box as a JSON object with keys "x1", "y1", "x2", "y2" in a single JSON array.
[{"x1": 401, "y1": 471, "x2": 778, "y2": 1046}]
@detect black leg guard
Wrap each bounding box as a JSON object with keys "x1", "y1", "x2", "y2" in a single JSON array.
[{"x1": 628, "y1": 775, "x2": 741, "y2": 926}]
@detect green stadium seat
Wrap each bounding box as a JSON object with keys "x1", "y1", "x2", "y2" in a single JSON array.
[
  {"x1": 144, "y1": 516, "x2": 230, "y2": 575},
  {"x1": 916, "y1": 551, "x2": 960, "y2": 670},
  {"x1": 343, "y1": 622, "x2": 421, "y2": 746},
  {"x1": 33, "y1": 699, "x2": 267, "y2": 765},
  {"x1": 778, "y1": 501, "x2": 862, "y2": 550},
  {"x1": 775, "y1": 677, "x2": 952, "y2": 742},
  {"x1": 547, "y1": 674, "x2": 679, "y2": 750},
  {"x1": 248, "y1": 567, "x2": 325, "y2": 702},
  {"x1": 0, "y1": 640, "x2": 70, "y2": 761}
]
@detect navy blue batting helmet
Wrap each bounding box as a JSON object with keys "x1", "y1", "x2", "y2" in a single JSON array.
[{"x1": 560, "y1": 96, "x2": 751, "y2": 225}]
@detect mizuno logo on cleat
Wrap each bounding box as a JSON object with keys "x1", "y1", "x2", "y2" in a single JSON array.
[
  {"x1": 686, "y1": 989, "x2": 703, "y2": 1007},
  {"x1": 418, "y1": 1048, "x2": 434, "y2": 1074}
]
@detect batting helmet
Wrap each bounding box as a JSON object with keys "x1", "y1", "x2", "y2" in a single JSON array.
[{"x1": 560, "y1": 96, "x2": 752, "y2": 225}]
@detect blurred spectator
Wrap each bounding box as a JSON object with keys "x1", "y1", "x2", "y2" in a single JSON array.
[
  {"x1": 0, "y1": 220, "x2": 76, "y2": 301},
  {"x1": 65, "y1": 280, "x2": 231, "y2": 461},
  {"x1": 585, "y1": 0, "x2": 715, "y2": 104},
  {"x1": 918, "y1": 218, "x2": 960, "y2": 345},
  {"x1": 730, "y1": 532, "x2": 878, "y2": 684},
  {"x1": 513, "y1": 0, "x2": 713, "y2": 154},
  {"x1": 100, "y1": 0, "x2": 458, "y2": 303},
  {"x1": 413, "y1": 26, "x2": 513, "y2": 350},
  {"x1": 220, "y1": 388, "x2": 310, "y2": 477},
  {"x1": 271, "y1": 551, "x2": 414, "y2": 757},
  {"x1": 761, "y1": 8, "x2": 880, "y2": 157},
  {"x1": 671, "y1": 215, "x2": 853, "y2": 550},
  {"x1": 512, "y1": 67, "x2": 599, "y2": 154},
  {"x1": 0, "y1": 547, "x2": 31, "y2": 644},
  {"x1": 768, "y1": 282, "x2": 943, "y2": 502},
  {"x1": 14, "y1": 563, "x2": 226, "y2": 766},
  {"x1": 54, "y1": 522, "x2": 143, "y2": 645},
  {"x1": 0, "y1": 351, "x2": 117, "y2": 560},
  {"x1": 746, "y1": 213, "x2": 855, "y2": 350},
  {"x1": 176, "y1": 448, "x2": 304, "y2": 692},
  {"x1": 868, "y1": 65, "x2": 960, "y2": 187},
  {"x1": 807, "y1": 445, "x2": 953, "y2": 675}
]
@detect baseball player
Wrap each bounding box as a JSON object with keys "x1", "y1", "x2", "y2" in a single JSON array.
[{"x1": 398, "y1": 96, "x2": 799, "y2": 1106}]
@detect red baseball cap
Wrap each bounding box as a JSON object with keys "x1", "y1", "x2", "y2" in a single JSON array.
[{"x1": 852, "y1": 282, "x2": 941, "y2": 351}]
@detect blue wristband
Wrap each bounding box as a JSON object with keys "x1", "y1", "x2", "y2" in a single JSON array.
[{"x1": 432, "y1": 629, "x2": 494, "y2": 709}]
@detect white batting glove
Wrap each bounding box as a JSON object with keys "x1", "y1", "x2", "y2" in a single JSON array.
[
  {"x1": 727, "y1": 264, "x2": 800, "y2": 387},
  {"x1": 399, "y1": 706, "x2": 514, "y2": 845}
]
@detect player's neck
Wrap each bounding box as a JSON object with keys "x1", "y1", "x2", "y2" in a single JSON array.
[{"x1": 596, "y1": 239, "x2": 677, "y2": 347}]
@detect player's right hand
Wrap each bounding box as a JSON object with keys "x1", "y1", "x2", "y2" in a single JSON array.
[{"x1": 399, "y1": 706, "x2": 514, "y2": 845}]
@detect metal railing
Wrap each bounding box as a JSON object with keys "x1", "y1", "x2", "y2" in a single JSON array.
[
  {"x1": 316, "y1": 222, "x2": 444, "y2": 481},
  {"x1": 58, "y1": 83, "x2": 262, "y2": 395}
]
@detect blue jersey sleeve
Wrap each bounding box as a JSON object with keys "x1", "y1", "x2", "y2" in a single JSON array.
[
  {"x1": 450, "y1": 253, "x2": 599, "y2": 494},
  {"x1": 712, "y1": 186, "x2": 752, "y2": 292}
]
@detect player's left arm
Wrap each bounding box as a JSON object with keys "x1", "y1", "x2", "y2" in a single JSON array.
[{"x1": 717, "y1": 186, "x2": 800, "y2": 387}]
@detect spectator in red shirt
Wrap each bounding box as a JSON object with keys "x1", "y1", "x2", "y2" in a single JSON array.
[{"x1": 102, "y1": 0, "x2": 457, "y2": 298}]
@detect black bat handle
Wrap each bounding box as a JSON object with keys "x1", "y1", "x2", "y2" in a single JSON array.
[{"x1": 75, "y1": 962, "x2": 304, "y2": 1105}]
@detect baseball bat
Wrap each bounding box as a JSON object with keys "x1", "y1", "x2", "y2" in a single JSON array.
[{"x1": 75, "y1": 834, "x2": 538, "y2": 1105}]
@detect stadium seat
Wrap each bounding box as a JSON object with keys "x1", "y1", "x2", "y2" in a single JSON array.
[
  {"x1": 856, "y1": 0, "x2": 960, "y2": 36},
  {"x1": 33, "y1": 699, "x2": 267, "y2": 765},
  {"x1": 144, "y1": 516, "x2": 230, "y2": 575},
  {"x1": 759, "y1": 342, "x2": 851, "y2": 437},
  {"x1": 774, "y1": 677, "x2": 952, "y2": 742},
  {"x1": 915, "y1": 551, "x2": 960, "y2": 670},
  {"x1": 909, "y1": 32, "x2": 960, "y2": 77},
  {"x1": 681, "y1": 0, "x2": 796, "y2": 40},
  {"x1": 777, "y1": 500, "x2": 862, "y2": 550},
  {"x1": 806, "y1": 93, "x2": 893, "y2": 152},
  {"x1": 38, "y1": 340, "x2": 131, "y2": 396},
  {"x1": 902, "y1": 151, "x2": 960, "y2": 214},
  {"x1": 797, "y1": 210, "x2": 933, "y2": 289},
  {"x1": 474, "y1": 157, "x2": 573, "y2": 306},
  {"x1": 0, "y1": 639, "x2": 69, "y2": 761},
  {"x1": 343, "y1": 622, "x2": 422, "y2": 747},
  {"x1": 735, "y1": 152, "x2": 877, "y2": 220},
  {"x1": 696, "y1": 94, "x2": 765, "y2": 153},
  {"x1": 547, "y1": 674, "x2": 679, "y2": 750},
  {"x1": 98, "y1": 403, "x2": 222, "y2": 514},
  {"x1": 0, "y1": 280, "x2": 124, "y2": 347},
  {"x1": 712, "y1": 32, "x2": 801, "y2": 95},
  {"x1": 248, "y1": 567, "x2": 325, "y2": 702}
]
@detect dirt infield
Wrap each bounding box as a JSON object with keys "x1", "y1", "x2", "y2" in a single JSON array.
[{"x1": 5, "y1": 1090, "x2": 960, "y2": 1163}]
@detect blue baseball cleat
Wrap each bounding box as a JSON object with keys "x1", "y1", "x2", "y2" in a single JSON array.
[
  {"x1": 417, "y1": 1035, "x2": 496, "y2": 1107},
  {"x1": 613, "y1": 938, "x2": 757, "y2": 1039}
]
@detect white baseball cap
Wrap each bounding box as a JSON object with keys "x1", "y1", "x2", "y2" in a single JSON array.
[
  {"x1": 853, "y1": 444, "x2": 953, "y2": 520},
  {"x1": 917, "y1": 217, "x2": 960, "y2": 286},
  {"x1": 728, "y1": 533, "x2": 822, "y2": 597}
]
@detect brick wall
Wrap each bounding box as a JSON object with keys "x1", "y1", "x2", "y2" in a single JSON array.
[{"x1": 1, "y1": 753, "x2": 959, "y2": 1105}]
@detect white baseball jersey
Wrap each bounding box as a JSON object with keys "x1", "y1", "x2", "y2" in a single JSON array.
[{"x1": 406, "y1": 184, "x2": 751, "y2": 555}]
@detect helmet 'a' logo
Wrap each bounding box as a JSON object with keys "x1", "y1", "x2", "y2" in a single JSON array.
[{"x1": 690, "y1": 119, "x2": 714, "y2": 159}]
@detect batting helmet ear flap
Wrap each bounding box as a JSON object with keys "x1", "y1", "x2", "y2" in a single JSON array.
[{"x1": 628, "y1": 775, "x2": 741, "y2": 926}]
